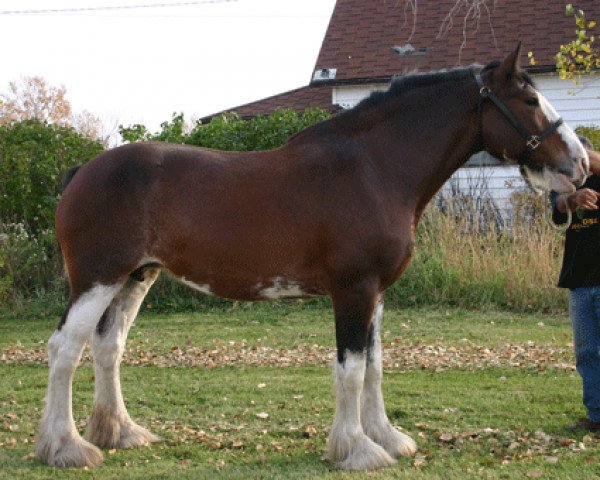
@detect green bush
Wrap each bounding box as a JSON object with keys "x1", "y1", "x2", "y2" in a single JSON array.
[
  {"x1": 119, "y1": 108, "x2": 332, "y2": 151},
  {"x1": 0, "y1": 223, "x2": 65, "y2": 307},
  {"x1": 0, "y1": 119, "x2": 104, "y2": 233},
  {"x1": 0, "y1": 120, "x2": 103, "y2": 310},
  {"x1": 576, "y1": 125, "x2": 600, "y2": 149}
]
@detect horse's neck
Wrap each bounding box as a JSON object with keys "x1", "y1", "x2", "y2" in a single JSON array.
[{"x1": 359, "y1": 81, "x2": 481, "y2": 215}]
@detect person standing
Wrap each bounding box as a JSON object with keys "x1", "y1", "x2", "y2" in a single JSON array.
[{"x1": 552, "y1": 137, "x2": 600, "y2": 431}]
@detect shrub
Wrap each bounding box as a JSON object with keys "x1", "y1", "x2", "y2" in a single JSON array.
[
  {"x1": 577, "y1": 125, "x2": 600, "y2": 148},
  {"x1": 0, "y1": 119, "x2": 104, "y2": 233},
  {"x1": 119, "y1": 108, "x2": 332, "y2": 151},
  {"x1": 0, "y1": 120, "x2": 103, "y2": 310}
]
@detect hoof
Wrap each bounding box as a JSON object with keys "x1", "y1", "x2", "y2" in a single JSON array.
[
  {"x1": 365, "y1": 423, "x2": 417, "y2": 458},
  {"x1": 118, "y1": 422, "x2": 160, "y2": 449},
  {"x1": 326, "y1": 432, "x2": 396, "y2": 471},
  {"x1": 86, "y1": 405, "x2": 159, "y2": 449},
  {"x1": 36, "y1": 432, "x2": 104, "y2": 468}
]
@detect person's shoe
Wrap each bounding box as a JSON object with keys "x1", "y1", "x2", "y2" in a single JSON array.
[{"x1": 567, "y1": 418, "x2": 600, "y2": 432}]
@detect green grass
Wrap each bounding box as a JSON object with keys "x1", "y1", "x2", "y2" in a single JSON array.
[{"x1": 1, "y1": 305, "x2": 598, "y2": 479}]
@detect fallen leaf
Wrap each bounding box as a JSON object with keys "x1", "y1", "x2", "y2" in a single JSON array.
[
  {"x1": 413, "y1": 454, "x2": 427, "y2": 468},
  {"x1": 526, "y1": 470, "x2": 542, "y2": 478}
]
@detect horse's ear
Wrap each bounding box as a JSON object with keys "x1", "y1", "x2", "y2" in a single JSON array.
[{"x1": 494, "y1": 42, "x2": 522, "y2": 84}]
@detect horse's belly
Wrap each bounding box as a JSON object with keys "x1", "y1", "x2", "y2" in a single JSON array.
[{"x1": 175, "y1": 272, "x2": 326, "y2": 302}]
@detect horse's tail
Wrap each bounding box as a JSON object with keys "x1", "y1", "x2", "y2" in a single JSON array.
[{"x1": 62, "y1": 166, "x2": 81, "y2": 192}]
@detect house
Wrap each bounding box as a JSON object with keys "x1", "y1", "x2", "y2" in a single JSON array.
[{"x1": 204, "y1": 0, "x2": 600, "y2": 220}]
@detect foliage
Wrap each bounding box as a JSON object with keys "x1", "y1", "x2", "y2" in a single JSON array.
[
  {"x1": 119, "y1": 108, "x2": 332, "y2": 151},
  {"x1": 555, "y1": 5, "x2": 600, "y2": 83},
  {"x1": 0, "y1": 120, "x2": 103, "y2": 309},
  {"x1": 0, "y1": 119, "x2": 104, "y2": 233},
  {"x1": 119, "y1": 113, "x2": 188, "y2": 144},
  {"x1": 576, "y1": 125, "x2": 600, "y2": 149},
  {"x1": 0, "y1": 223, "x2": 64, "y2": 307}
]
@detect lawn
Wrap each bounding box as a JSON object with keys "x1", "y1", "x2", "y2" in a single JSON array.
[{"x1": 1, "y1": 304, "x2": 598, "y2": 479}]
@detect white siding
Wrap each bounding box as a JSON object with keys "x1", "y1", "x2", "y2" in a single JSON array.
[
  {"x1": 535, "y1": 73, "x2": 600, "y2": 127},
  {"x1": 332, "y1": 84, "x2": 388, "y2": 109}
]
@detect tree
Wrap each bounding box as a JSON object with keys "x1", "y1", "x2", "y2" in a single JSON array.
[
  {"x1": 555, "y1": 4, "x2": 600, "y2": 83},
  {"x1": 0, "y1": 76, "x2": 71, "y2": 125},
  {"x1": 0, "y1": 76, "x2": 105, "y2": 142}
]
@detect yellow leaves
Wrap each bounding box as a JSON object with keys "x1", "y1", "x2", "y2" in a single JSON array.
[
  {"x1": 557, "y1": 7, "x2": 599, "y2": 84},
  {"x1": 527, "y1": 51, "x2": 537, "y2": 66}
]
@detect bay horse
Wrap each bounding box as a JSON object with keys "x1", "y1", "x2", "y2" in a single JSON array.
[{"x1": 37, "y1": 45, "x2": 588, "y2": 470}]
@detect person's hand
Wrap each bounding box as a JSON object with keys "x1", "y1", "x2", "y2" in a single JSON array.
[{"x1": 571, "y1": 188, "x2": 600, "y2": 211}]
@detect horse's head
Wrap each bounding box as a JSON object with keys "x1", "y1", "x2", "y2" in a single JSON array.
[{"x1": 478, "y1": 43, "x2": 589, "y2": 193}]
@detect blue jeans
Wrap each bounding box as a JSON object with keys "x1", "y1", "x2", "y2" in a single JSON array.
[{"x1": 570, "y1": 286, "x2": 600, "y2": 422}]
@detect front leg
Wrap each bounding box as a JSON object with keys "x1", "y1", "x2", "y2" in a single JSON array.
[
  {"x1": 325, "y1": 285, "x2": 395, "y2": 471},
  {"x1": 361, "y1": 296, "x2": 417, "y2": 458}
]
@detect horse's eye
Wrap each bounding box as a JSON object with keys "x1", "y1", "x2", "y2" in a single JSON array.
[{"x1": 525, "y1": 97, "x2": 539, "y2": 107}]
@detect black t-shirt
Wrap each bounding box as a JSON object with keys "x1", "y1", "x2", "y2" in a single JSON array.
[{"x1": 552, "y1": 175, "x2": 600, "y2": 289}]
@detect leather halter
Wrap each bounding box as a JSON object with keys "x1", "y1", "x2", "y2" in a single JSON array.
[{"x1": 474, "y1": 72, "x2": 564, "y2": 167}]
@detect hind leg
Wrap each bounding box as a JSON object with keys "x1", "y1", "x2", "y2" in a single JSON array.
[
  {"x1": 36, "y1": 284, "x2": 121, "y2": 468},
  {"x1": 361, "y1": 296, "x2": 417, "y2": 458},
  {"x1": 86, "y1": 267, "x2": 160, "y2": 449}
]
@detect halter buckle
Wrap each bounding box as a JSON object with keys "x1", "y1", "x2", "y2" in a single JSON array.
[
  {"x1": 526, "y1": 135, "x2": 541, "y2": 150},
  {"x1": 479, "y1": 86, "x2": 491, "y2": 98}
]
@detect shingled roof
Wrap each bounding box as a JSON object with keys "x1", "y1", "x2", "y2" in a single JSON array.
[
  {"x1": 313, "y1": 0, "x2": 600, "y2": 84},
  {"x1": 199, "y1": 85, "x2": 337, "y2": 123}
]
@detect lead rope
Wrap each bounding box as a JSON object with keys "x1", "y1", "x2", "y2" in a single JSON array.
[{"x1": 545, "y1": 191, "x2": 572, "y2": 232}]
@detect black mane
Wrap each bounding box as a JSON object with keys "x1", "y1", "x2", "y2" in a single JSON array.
[
  {"x1": 353, "y1": 65, "x2": 479, "y2": 113},
  {"x1": 354, "y1": 60, "x2": 535, "y2": 113}
]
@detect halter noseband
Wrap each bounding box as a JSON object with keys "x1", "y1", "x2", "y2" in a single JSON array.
[{"x1": 474, "y1": 72, "x2": 564, "y2": 166}]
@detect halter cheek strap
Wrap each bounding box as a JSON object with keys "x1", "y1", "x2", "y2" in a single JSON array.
[{"x1": 474, "y1": 72, "x2": 564, "y2": 166}]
